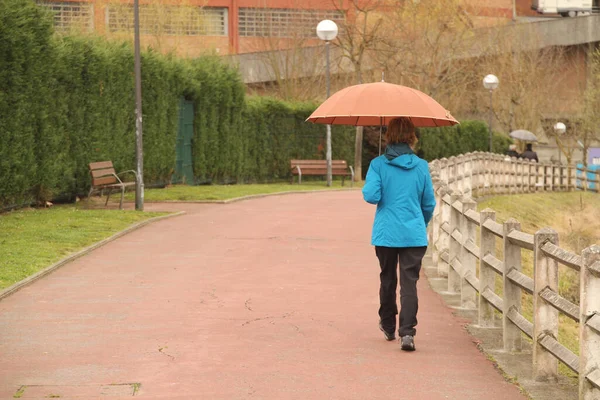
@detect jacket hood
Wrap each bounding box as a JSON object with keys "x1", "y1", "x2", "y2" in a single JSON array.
[{"x1": 384, "y1": 143, "x2": 418, "y2": 169}]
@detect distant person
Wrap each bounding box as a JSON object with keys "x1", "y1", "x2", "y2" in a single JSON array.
[
  {"x1": 506, "y1": 144, "x2": 520, "y2": 159},
  {"x1": 362, "y1": 117, "x2": 436, "y2": 352},
  {"x1": 520, "y1": 143, "x2": 539, "y2": 162}
]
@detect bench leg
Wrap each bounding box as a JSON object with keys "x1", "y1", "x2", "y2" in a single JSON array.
[
  {"x1": 342, "y1": 177, "x2": 345, "y2": 187},
  {"x1": 87, "y1": 187, "x2": 94, "y2": 207},
  {"x1": 105, "y1": 190, "x2": 111, "y2": 207},
  {"x1": 119, "y1": 186, "x2": 125, "y2": 210}
]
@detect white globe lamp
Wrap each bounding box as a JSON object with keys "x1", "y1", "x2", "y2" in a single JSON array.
[{"x1": 316, "y1": 20, "x2": 338, "y2": 42}]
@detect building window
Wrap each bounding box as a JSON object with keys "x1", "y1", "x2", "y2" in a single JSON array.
[
  {"x1": 37, "y1": 1, "x2": 94, "y2": 33},
  {"x1": 107, "y1": 5, "x2": 228, "y2": 36},
  {"x1": 239, "y1": 8, "x2": 344, "y2": 38}
]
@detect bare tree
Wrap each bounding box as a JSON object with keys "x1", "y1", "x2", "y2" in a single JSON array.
[
  {"x1": 375, "y1": 0, "x2": 484, "y2": 114},
  {"x1": 333, "y1": 0, "x2": 385, "y2": 181},
  {"x1": 577, "y1": 45, "x2": 600, "y2": 166},
  {"x1": 477, "y1": 34, "x2": 565, "y2": 139}
]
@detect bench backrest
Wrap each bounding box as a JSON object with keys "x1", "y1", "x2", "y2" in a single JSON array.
[
  {"x1": 89, "y1": 161, "x2": 117, "y2": 187},
  {"x1": 290, "y1": 160, "x2": 348, "y2": 172}
]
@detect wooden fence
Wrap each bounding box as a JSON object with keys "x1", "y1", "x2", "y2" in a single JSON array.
[
  {"x1": 428, "y1": 152, "x2": 600, "y2": 400},
  {"x1": 429, "y1": 152, "x2": 600, "y2": 197},
  {"x1": 577, "y1": 165, "x2": 600, "y2": 193}
]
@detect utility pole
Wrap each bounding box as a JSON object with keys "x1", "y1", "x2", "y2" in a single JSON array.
[{"x1": 134, "y1": 0, "x2": 144, "y2": 211}]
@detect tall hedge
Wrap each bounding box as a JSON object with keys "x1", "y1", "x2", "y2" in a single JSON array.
[
  {"x1": 418, "y1": 120, "x2": 512, "y2": 161},
  {"x1": 0, "y1": 0, "x2": 250, "y2": 207},
  {"x1": 0, "y1": 0, "x2": 54, "y2": 207},
  {"x1": 240, "y1": 97, "x2": 355, "y2": 182}
]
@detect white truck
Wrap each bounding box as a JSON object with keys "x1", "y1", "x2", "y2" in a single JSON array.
[{"x1": 531, "y1": 0, "x2": 593, "y2": 17}]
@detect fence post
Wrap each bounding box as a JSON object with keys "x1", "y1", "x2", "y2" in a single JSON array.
[
  {"x1": 472, "y1": 153, "x2": 481, "y2": 198},
  {"x1": 523, "y1": 159, "x2": 529, "y2": 193},
  {"x1": 479, "y1": 208, "x2": 497, "y2": 327},
  {"x1": 437, "y1": 187, "x2": 452, "y2": 277},
  {"x1": 504, "y1": 156, "x2": 511, "y2": 194},
  {"x1": 499, "y1": 156, "x2": 505, "y2": 193},
  {"x1": 457, "y1": 157, "x2": 464, "y2": 194},
  {"x1": 508, "y1": 157, "x2": 516, "y2": 194},
  {"x1": 567, "y1": 164, "x2": 573, "y2": 192},
  {"x1": 439, "y1": 158, "x2": 448, "y2": 187},
  {"x1": 525, "y1": 160, "x2": 531, "y2": 192},
  {"x1": 464, "y1": 153, "x2": 473, "y2": 198},
  {"x1": 539, "y1": 162, "x2": 546, "y2": 191},
  {"x1": 533, "y1": 228, "x2": 559, "y2": 381},
  {"x1": 580, "y1": 245, "x2": 600, "y2": 400},
  {"x1": 491, "y1": 154, "x2": 498, "y2": 194},
  {"x1": 431, "y1": 186, "x2": 442, "y2": 264},
  {"x1": 503, "y1": 218, "x2": 523, "y2": 352},
  {"x1": 461, "y1": 197, "x2": 477, "y2": 309},
  {"x1": 558, "y1": 165, "x2": 564, "y2": 191},
  {"x1": 428, "y1": 162, "x2": 441, "y2": 261},
  {"x1": 448, "y1": 193, "x2": 462, "y2": 294},
  {"x1": 449, "y1": 156, "x2": 457, "y2": 192}
]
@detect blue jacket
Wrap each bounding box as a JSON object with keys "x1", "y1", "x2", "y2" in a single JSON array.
[{"x1": 362, "y1": 144, "x2": 436, "y2": 248}]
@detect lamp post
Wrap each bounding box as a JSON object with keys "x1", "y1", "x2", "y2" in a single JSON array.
[
  {"x1": 483, "y1": 74, "x2": 499, "y2": 153},
  {"x1": 317, "y1": 20, "x2": 338, "y2": 187},
  {"x1": 134, "y1": 0, "x2": 144, "y2": 210},
  {"x1": 554, "y1": 122, "x2": 566, "y2": 164}
]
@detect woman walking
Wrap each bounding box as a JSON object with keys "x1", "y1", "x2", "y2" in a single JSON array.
[{"x1": 362, "y1": 118, "x2": 436, "y2": 351}]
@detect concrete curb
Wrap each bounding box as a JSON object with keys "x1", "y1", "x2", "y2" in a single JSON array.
[
  {"x1": 0, "y1": 211, "x2": 186, "y2": 302},
  {"x1": 130, "y1": 187, "x2": 361, "y2": 205}
]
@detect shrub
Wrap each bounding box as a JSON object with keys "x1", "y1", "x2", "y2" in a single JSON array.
[{"x1": 418, "y1": 120, "x2": 512, "y2": 161}]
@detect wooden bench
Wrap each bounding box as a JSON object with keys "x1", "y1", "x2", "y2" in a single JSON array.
[
  {"x1": 290, "y1": 160, "x2": 354, "y2": 187},
  {"x1": 88, "y1": 161, "x2": 137, "y2": 210}
]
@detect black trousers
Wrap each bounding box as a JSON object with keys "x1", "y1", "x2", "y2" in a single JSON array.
[{"x1": 375, "y1": 246, "x2": 427, "y2": 337}]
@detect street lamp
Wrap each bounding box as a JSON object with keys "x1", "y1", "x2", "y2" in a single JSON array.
[
  {"x1": 554, "y1": 122, "x2": 566, "y2": 163},
  {"x1": 134, "y1": 0, "x2": 144, "y2": 210},
  {"x1": 483, "y1": 74, "x2": 499, "y2": 152},
  {"x1": 317, "y1": 19, "x2": 338, "y2": 187}
]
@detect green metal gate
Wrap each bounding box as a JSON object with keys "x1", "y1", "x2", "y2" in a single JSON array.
[{"x1": 172, "y1": 99, "x2": 195, "y2": 185}]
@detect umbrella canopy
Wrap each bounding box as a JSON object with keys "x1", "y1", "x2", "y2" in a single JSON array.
[
  {"x1": 306, "y1": 82, "x2": 459, "y2": 127},
  {"x1": 509, "y1": 130, "x2": 538, "y2": 142}
]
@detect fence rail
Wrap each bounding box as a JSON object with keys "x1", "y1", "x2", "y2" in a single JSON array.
[
  {"x1": 576, "y1": 164, "x2": 600, "y2": 193},
  {"x1": 428, "y1": 152, "x2": 600, "y2": 400}
]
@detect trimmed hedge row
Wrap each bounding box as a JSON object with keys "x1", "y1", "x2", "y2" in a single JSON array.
[
  {"x1": 418, "y1": 120, "x2": 512, "y2": 161},
  {"x1": 240, "y1": 97, "x2": 354, "y2": 182},
  {"x1": 0, "y1": 0, "x2": 249, "y2": 207}
]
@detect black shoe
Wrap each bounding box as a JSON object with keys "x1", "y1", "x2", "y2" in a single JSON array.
[
  {"x1": 379, "y1": 321, "x2": 396, "y2": 341},
  {"x1": 400, "y1": 335, "x2": 415, "y2": 351}
]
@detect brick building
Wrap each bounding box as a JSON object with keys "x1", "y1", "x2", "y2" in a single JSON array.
[{"x1": 37, "y1": 0, "x2": 522, "y2": 56}]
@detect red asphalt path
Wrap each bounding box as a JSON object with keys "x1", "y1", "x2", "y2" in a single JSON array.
[{"x1": 0, "y1": 191, "x2": 527, "y2": 399}]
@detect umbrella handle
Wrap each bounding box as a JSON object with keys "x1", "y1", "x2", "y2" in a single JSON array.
[{"x1": 379, "y1": 117, "x2": 383, "y2": 156}]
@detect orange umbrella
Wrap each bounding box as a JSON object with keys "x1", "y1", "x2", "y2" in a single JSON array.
[{"x1": 306, "y1": 81, "x2": 458, "y2": 127}]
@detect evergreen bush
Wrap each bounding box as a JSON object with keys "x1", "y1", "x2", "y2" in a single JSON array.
[{"x1": 418, "y1": 120, "x2": 512, "y2": 161}]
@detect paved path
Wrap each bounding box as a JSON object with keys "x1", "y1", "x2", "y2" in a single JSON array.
[{"x1": 0, "y1": 191, "x2": 527, "y2": 399}]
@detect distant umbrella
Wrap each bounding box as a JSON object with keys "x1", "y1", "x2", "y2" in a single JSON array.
[{"x1": 509, "y1": 130, "x2": 538, "y2": 142}]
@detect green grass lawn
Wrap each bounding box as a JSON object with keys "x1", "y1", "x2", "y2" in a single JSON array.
[
  {"x1": 122, "y1": 179, "x2": 363, "y2": 202},
  {"x1": 1, "y1": 182, "x2": 360, "y2": 290},
  {"x1": 0, "y1": 206, "x2": 167, "y2": 290},
  {"x1": 124, "y1": 181, "x2": 361, "y2": 202},
  {"x1": 478, "y1": 191, "x2": 600, "y2": 378}
]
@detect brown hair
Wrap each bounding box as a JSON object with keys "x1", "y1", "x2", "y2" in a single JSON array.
[{"x1": 386, "y1": 118, "x2": 417, "y2": 146}]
